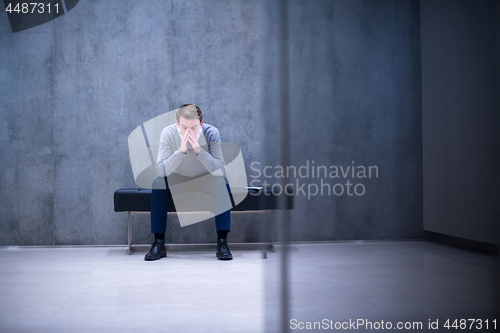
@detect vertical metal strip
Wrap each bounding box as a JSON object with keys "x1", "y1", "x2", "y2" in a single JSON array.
[{"x1": 278, "y1": 0, "x2": 291, "y2": 332}]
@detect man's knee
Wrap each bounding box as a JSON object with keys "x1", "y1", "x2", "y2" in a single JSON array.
[{"x1": 151, "y1": 177, "x2": 168, "y2": 190}]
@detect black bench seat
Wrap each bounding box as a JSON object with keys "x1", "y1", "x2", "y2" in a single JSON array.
[{"x1": 114, "y1": 187, "x2": 294, "y2": 255}]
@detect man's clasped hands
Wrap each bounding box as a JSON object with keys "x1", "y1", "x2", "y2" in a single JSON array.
[{"x1": 180, "y1": 128, "x2": 201, "y2": 155}]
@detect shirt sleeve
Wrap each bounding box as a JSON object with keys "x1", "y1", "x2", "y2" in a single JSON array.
[
  {"x1": 195, "y1": 127, "x2": 225, "y2": 177},
  {"x1": 155, "y1": 129, "x2": 185, "y2": 178}
]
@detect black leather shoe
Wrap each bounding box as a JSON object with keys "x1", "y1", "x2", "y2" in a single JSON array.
[
  {"x1": 216, "y1": 238, "x2": 233, "y2": 260},
  {"x1": 144, "y1": 239, "x2": 167, "y2": 261}
]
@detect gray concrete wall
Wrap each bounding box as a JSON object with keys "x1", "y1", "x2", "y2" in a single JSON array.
[
  {"x1": 421, "y1": 0, "x2": 500, "y2": 244},
  {"x1": 260, "y1": 0, "x2": 423, "y2": 242},
  {"x1": 0, "y1": 0, "x2": 423, "y2": 246}
]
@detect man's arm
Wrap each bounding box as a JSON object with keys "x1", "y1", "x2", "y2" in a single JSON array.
[
  {"x1": 195, "y1": 127, "x2": 225, "y2": 176},
  {"x1": 155, "y1": 129, "x2": 185, "y2": 178}
]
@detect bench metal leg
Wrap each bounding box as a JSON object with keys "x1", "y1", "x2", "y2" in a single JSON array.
[
  {"x1": 127, "y1": 211, "x2": 132, "y2": 255},
  {"x1": 270, "y1": 210, "x2": 275, "y2": 252},
  {"x1": 261, "y1": 210, "x2": 276, "y2": 259}
]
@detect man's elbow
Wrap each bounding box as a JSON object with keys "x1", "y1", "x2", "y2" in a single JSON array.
[
  {"x1": 214, "y1": 161, "x2": 225, "y2": 171},
  {"x1": 155, "y1": 168, "x2": 161, "y2": 179},
  {"x1": 155, "y1": 164, "x2": 165, "y2": 178}
]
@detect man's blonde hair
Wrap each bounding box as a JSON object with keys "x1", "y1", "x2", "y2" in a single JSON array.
[{"x1": 176, "y1": 104, "x2": 203, "y2": 123}]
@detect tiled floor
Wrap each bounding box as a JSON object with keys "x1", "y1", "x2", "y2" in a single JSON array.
[{"x1": 0, "y1": 241, "x2": 498, "y2": 333}]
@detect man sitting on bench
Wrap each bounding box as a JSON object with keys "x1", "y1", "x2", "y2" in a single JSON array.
[{"x1": 145, "y1": 104, "x2": 233, "y2": 261}]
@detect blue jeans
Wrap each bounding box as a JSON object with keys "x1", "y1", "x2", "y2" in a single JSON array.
[{"x1": 150, "y1": 174, "x2": 231, "y2": 234}]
